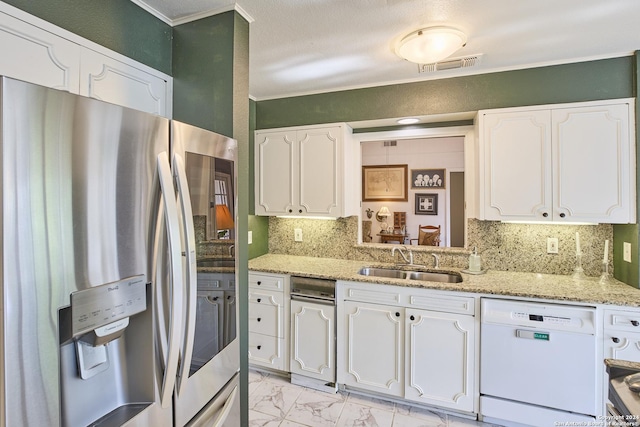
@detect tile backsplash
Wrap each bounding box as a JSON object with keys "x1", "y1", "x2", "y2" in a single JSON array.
[{"x1": 268, "y1": 216, "x2": 612, "y2": 277}]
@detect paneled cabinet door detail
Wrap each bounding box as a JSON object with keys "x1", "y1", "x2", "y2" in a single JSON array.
[
  {"x1": 290, "y1": 300, "x2": 335, "y2": 382},
  {"x1": 405, "y1": 309, "x2": 475, "y2": 412},
  {"x1": 481, "y1": 110, "x2": 552, "y2": 221},
  {"x1": 342, "y1": 301, "x2": 403, "y2": 397},
  {"x1": 255, "y1": 131, "x2": 296, "y2": 215},
  {"x1": 0, "y1": 10, "x2": 80, "y2": 93},
  {"x1": 604, "y1": 331, "x2": 640, "y2": 362},
  {"x1": 553, "y1": 104, "x2": 632, "y2": 223},
  {"x1": 79, "y1": 48, "x2": 169, "y2": 117},
  {"x1": 255, "y1": 126, "x2": 345, "y2": 217}
]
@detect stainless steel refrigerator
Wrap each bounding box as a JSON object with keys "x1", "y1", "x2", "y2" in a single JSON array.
[{"x1": 1, "y1": 76, "x2": 239, "y2": 426}]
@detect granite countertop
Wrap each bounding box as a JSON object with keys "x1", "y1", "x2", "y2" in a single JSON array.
[{"x1": 248, "y1": 253, "x2": 640, "y2": 307}]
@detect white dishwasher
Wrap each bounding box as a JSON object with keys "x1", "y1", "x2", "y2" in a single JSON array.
[{"x1": 480, "y1": 298, "x2": 598, "y2": 426}]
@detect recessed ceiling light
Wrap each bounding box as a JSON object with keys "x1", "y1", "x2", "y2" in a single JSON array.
[{"x1": 397, "y1": 118, "x2": 420, "y2": 125}]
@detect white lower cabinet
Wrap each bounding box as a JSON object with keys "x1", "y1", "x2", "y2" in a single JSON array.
[
  {"x1": 405, "y1": 308, "x2": 475, "y2": 412},
  {"x1": 248, "y1": 272, "x2": 289, "y2": 372},
  {"x1": 342, "y1": 301, "x2": 404, "y2": 397},
  {"x1": 290, "y1": 299, "x2": 335, "y2": 382},
  {"x1": 338, "y1": 281, "x2": 477, "y2": 415}
]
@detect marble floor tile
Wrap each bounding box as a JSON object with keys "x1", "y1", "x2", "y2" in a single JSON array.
[
  {"x1": 285, "y1": 388, "x2": 347, "y2": 426},
  {"x1": 250, "y1": 377, "x2": 304, "y2": 419},
  {"x1": 247, "y1": 369, "x2": 502, "y2": 427},
  {"x1": 335, "y1": 402, "x2": 394, "y2": 427}
]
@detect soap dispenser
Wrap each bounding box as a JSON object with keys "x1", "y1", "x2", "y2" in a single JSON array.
[{"x1": 469, "y1": 247, "x2": 481, "y2": 272}]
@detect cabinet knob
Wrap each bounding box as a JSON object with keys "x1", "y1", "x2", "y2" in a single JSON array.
[
  {"x1": 612, "y1": 337, "x2": 620, "y2": 343},
  {"x1": 227, "y1": 295, "x2": 231, "y2": 300},
  {"x1": 257, "y1": 318, "x2": 262, "y2": 322},
  {"x1": 288, "y1": 209, "x2": 293, "y2": 213},
  {"x1": 212, "y1": 296, "x2": 219, "y2": 301},
  {"x1": 257, "y1": 345, "x2": 262, "y2": 350},
  {"x1": 298, "y1": 209, "x2": 303, "y2": 213},
  {"x1": 410, "y1": 315, "x2": 415, "y2": 321},
  {"x1": 257, "y1": 298, "x2": 262, "y2": 303},
  {"x1": 559, "y1": 213, "x2": 566, "y2": 218},
  {"x1": 632, "y1": 320, "x2": 639, "y2": 327},
  {"x1": 542, "y1": 212, "x2": 549, "y2": 218},
  {"x1": 395, "y1": 312, "x2": 400, "y2": 317},
  {"x1": 257, "y1": 281, "x2": 262, "y2": 285}
]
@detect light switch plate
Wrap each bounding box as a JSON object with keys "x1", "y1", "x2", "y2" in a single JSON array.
[
  {"x1": 547, "y1": 237, "x2": 559, "y2": 254},
  {"x1": 294, "y1": 228, "x2": 303, "y2": 242},
  {"x1": 248, "y1": 231, "x2": 252, "y2": 245},
  {"x1": 624, "y1": 242, "x2": 632, "y2": 263}
]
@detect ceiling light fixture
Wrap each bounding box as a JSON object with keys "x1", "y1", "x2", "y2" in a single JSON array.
[
  {"x1": 395, "y1": 26, "x2": 467, "y2": 65},
  {"x1": 397, "y1": 118, "x2": 419, "y2": 125}
]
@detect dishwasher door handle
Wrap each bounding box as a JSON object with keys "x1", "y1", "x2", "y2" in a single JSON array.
[{"x1": 516, "y1": 329, "x2": 550, "y2": 341}]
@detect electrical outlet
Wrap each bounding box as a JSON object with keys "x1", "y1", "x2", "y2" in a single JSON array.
[
  {"x1": 248, "y1": 231, "x2": 252, "y2": 245},
  {"x1": 294, "y1": 228, "x2": 303, "y2": 242},
  {"x1": 547, "y1": 237, "x2": 559, "y2": 254},
  {"x1": 624, "y1": 242, "x2": 632, "y2": 263}
]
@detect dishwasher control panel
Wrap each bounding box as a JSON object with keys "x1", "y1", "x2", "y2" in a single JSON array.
[{"x1": 481, "y1": 298, "x2": 596, "y2": 334}]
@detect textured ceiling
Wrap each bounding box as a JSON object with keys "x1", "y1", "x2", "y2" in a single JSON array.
[{"x1": 133, "y1": 0, "x2": 640, "y2": 100}]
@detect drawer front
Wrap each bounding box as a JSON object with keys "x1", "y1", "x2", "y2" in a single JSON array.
[
  {"x1": 342, "y1": 285, "x2": 401, "y2": 306},
  {"x1": 249, "y1": 301, "x2": 281, "y2": 337},
  {"x1": 605, "y1": 309, "x2": 640, "y2": 332},
  {"x1": 408, "y1": 293, "x2": 475, "y2": 316},
  {"x1": 248, "y1": 332, "x2": 285, "y2": 370},
  {"x1": 249, "y1": 273, "x2": 285, "y2": 292}
]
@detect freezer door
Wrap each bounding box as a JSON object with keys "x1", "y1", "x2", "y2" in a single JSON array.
[
  {"x1": 169, "y1": 121, "x2": 240, "y2": 426},
  {"x1": 186, "y1": 373, "x2": 240, "y2": 427}
]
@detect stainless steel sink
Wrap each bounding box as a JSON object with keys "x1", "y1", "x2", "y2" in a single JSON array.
[
  {"x1": 357, "y1": 267, "x2": 462, "y2": 283},
  {"x1": 357, "y1": 267, "x2": 408, "y2": 279},
  {"x1": 197, "y1": 259, "x2": 235, "y2": 268}
]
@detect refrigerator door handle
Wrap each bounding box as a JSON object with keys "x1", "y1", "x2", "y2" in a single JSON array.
[
  {"x1": 157, "y1": 151, "x2": 184, "y2": 408},
  {"x1": 172, "y1": 152, "x2": 198, "y2": 396},
  {"x1": 187, "y1": 383, "x2": 239, "y2": 427}
]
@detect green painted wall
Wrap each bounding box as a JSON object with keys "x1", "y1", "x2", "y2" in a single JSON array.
[
  {"x1": 173, "y1": 12, "x2": 235, "y2": 136},
  {"x1": 2, "y1": 0, "x2": 172, "y2": 75},
  {"x1": 248, "y1": 100, "x2": 270, "y2": 259},
  {"x1": 257, "y1": 57, "x2": 633, "y2": 129}
]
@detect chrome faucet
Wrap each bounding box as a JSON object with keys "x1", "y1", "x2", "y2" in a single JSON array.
[
  {"x1": 392, "y1": 246, "x2": 413, "y2": 265},
  {"x1": 432, "y1": 253, "x2": 440, "y2": 269}
]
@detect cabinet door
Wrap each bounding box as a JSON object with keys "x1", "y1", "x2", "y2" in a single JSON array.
[
  {"x1": 249, "y1": 291, "x2": 284, "y2": 337},
  {"x1": 604, "y1": 331, "x2": 640, "y2": 362},
  {"x1": 481, "y1": 110, "x2": 552, "y2": 221},
  {"x1": 255, "y1": 131, "x2": 296, "y2": 215},
  {"x1": 342, "y1": 301, "x2": 403, "y2": 397},
  {"x1": 553, "y1": 103, "x2": 632, "y2": 223},
  {"x1": 290, "y1": 300, "x2": 335, "y2": 382},
  {"x1": 79, "y1": 48, "x2": 169, "y2": 116},
  {"x1": 298, "y1": 127, "x2": 342, "y2": 216},
  {"x1": 405, "y1": 309, "x2": 475, "y2": 412},
  {"x1": 224, "y1": 291, "x2": 236, "y2": 345},
  {"x1": 0, "y1": 10, "x2": 80, "y2": 93}
]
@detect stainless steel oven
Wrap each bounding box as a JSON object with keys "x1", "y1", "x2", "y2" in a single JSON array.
[{"x1": 289, "y1": 276, "x2": 337, "y2": 393}]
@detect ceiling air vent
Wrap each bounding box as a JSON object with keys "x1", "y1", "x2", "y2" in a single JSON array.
[{"x1": 418, "y1": 54, "x2": 483, "y2": 73}]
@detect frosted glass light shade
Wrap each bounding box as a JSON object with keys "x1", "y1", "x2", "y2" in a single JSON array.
[{"x1": 396, "y1": 27, "x2": 466, "y2": 64}]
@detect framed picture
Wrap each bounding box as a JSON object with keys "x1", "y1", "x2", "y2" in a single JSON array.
[
  {"x1": 415, "y1": 193, "x2": 438, "y2": 215},
  {"x1": 411, "y1": 168, "x2": 445, "y2": 189},
  {"x1": 362, "y1": 164, "x2": 408, "y2": 201}
]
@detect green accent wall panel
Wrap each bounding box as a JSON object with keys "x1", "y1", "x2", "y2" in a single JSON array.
[
  {"x1": 256, "y1": 57, "x2": 634, "y2": 129},
  {"x1": 614, "y1": 224, "x2": 639, "y2": 287},
  {"x1": 248, "y1": 215, "x2": 269, "y2": 259},
  {"x1": 3, "y1": 0, "x2": 172, "y2": 75},
  {"x1": 173, "y1": 12, "x2": 235, "y2": 135}
]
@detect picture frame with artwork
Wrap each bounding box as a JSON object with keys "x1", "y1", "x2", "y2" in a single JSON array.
[
  {"x1": 415, "y1": 193, "x2": 438, "y2": 215},
  {"x1": 411, "y1": 168, "x2": 445, "y2": 189},
  {"x1": 362, "y1": 164, "x2": 408, "y2": 201}
]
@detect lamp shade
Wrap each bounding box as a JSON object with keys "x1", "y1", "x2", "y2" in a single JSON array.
[
  {"x1": 378, "y1": 206, "x2": 391, "y2": 217},
  {"x1": 215, "y1": 204, "x2": 235, "y2": 230},
  {"x1": 396, "y1": 26, "x2": 466, "y2": 64}
]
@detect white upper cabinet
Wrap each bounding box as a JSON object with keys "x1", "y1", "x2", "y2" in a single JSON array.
[
  {"x1": 0, "y1": 3, "x2": 171, "y2": 117},
  {"x1": 0, "y1": 9, "x2": 80, "y2": 93},
  {"x1": 80, "y1": 48, "x2": 169, "y2": 116},
  {"x1": 255, "y1": 124, "x2": 359, "y2": 217},
  {"x1": 478, "y1": 99, "x2": 635, "y2": 223}
]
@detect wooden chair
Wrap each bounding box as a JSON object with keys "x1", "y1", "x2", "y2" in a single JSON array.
[{"x1": 410, "y1": 225, "x2": 441, "y2": 246}]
